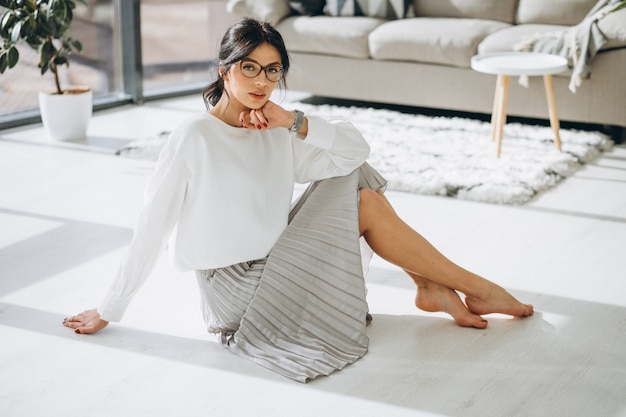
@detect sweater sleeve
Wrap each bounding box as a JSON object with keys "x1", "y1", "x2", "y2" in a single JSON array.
[
  {"x1": 98, "y1": 133, "x2": 190, "y2": 322},
  {"x1": 292, "y1": 116, "x2": 370, "y2": 183}
]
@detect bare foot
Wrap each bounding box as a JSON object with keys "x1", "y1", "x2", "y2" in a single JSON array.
[
  {"x1": 415, "y1": 284, "x2": 488, "y2": 329},
  {"x1": 465, "y1": 285, "x2": 534, "y2": 318}
]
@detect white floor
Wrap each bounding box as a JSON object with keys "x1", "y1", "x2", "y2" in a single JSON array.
[{"x1": 1, "y1": 94, "x2": 625, "y2": 417}]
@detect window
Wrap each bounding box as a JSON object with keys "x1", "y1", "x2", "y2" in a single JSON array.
[
  {"x1": 0, "y1": 1, "x2": 125, "y2": 124},
  {"x1": 0, "y1": 0, "x2": 236, "y2": 129},
  {"x1": 140, "y1": 0, "x2": 237, "y2": 97}
]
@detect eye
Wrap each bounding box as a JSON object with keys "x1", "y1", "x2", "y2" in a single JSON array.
[
  {"x1": 241, "y1": 62, "x2": 258, "y2": 71},
  {"x1": 267, "y1": 66, "x2": 282, "y2": 74}
]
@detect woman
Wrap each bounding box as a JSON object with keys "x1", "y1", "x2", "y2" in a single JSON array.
[{"x1": 63, "y1": 18, "x2": 533, "y2": 382}]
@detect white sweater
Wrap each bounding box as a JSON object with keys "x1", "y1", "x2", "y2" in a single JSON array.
[{"x1": 98, "y1": 112, "x2": 370, "y2": 321}]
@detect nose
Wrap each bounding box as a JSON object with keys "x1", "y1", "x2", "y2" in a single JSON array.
[{"x1": 254, "y1": 75, "x2": 268, "y2": 85}]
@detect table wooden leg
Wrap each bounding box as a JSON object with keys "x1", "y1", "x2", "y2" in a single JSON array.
[
  {"x1": 494, "y1": 75, "x2": 509, "y2": 158},
  {"x1": 490, "y1": 75, "x2": 502, "y2": 142},
  {"x1": 543, "y1": 74, "x2": 562, "y2": 152}
]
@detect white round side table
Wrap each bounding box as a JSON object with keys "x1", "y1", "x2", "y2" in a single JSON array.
[{"x1": 471, "y1": 52, "x2": 568, "y2": 158}]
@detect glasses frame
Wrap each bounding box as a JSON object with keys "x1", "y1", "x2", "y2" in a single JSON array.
[{"x1": 238, "y1": 58, "x2": 284, "y2": 82}]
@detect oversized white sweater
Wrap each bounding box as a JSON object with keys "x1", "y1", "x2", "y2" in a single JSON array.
[{"x1": 98, "y1": 112, "x2": 370, "y2": 321}]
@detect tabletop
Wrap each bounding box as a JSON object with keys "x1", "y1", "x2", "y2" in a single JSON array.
[{"x1": 471, "y1": 52, "x2": 569, "y2": 76}]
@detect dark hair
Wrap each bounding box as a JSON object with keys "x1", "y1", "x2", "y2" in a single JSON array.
[{"x1": 202, "y1": 18, "x2": 290, "y2": 109}]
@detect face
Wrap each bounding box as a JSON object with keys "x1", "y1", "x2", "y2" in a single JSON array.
[{"x1": 221, "y1": 42, "x2": 283, "y2": 112}]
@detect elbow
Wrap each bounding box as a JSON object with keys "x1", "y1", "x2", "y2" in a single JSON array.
[{"x1": 356, "y1": 140, "x2": 370, "y2": 165}]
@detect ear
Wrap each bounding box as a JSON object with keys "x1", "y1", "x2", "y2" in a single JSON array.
[{"x1": 219, "y1": 67, "x2": 229, "y2": 81}]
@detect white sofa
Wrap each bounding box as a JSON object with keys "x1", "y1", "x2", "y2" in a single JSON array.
[{"x1": 228, "y1": 0, "x2": 626, "y2": 140}]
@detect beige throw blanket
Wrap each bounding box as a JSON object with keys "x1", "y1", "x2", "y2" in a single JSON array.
[{"x1": 515, "y1": 0, "x2": 625, "y2": 92}]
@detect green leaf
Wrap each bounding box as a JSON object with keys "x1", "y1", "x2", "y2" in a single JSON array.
[
  {"x1": 40, "y1": 39, "x2": 55, "y2": 66},
  {"x1": 7, "y1": 45, "x2": 19, "y2": 68},
  {"x1": 20, "y1": 19, "x2": 32, "y2": 37},
  {"x1": 1, "y1": 10, "x2": 17, "y2": 36},
  {"x1": 58, "y1": 3, "x2": 68, "y2": 22},
  {"x1": 71, "y1": 39, "x2": 81, "y2": 52},
  {"x1": 16, "y1": 0, "x2": 34, "y2": 11},
  {"x1": 53, "y1": 55, "x2": 67, "y2": 66},
  {"x1": 0, "y1": 53, "x2": 7, "y2": 73},
  {"x1": 10, "y1": 20, "x2": 22, "y2": 43},
  {"x1": 39, "y1": 12, "x2": 56, "y2": 34},
  {"x1": 26, "y1": 34, "x2": 43, "y2": 48}
]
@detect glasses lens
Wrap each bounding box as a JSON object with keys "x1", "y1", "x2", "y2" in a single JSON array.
[
  {"x1": 265, "y1": 65, "x2": 284, "y2": 82},
  {"x1": 240, "y1": 61, "x2": 283, "y2": 81},
  {"x1": 240, "y1": 61, "x2": 261, "y2": 78}
]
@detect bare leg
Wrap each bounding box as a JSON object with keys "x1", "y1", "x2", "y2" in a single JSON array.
[{"x1": 359, "y1": 189, "x2": 533, "y2": 324}]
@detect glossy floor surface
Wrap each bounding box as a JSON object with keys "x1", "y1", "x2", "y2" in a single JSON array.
[{"x1": 1, "y1": 94, "x2": 625, "y2": 417}]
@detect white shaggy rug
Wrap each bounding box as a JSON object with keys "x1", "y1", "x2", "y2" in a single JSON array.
[{"x1": 117, "y1": 102, "x2": 613, "y2": 205}]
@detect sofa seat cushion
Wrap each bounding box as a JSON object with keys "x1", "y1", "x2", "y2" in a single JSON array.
[
  {"x1": 369, "y1": 18, "x2": 510, "y2": 67},
  {"x1": 276, "y1": 15, "x2": 387, "y2": 59}
]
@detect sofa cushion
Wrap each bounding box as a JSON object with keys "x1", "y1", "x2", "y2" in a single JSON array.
[
  {"x1": 326, "y1": 0, "x2": 414, "y2": 19},
  {"x1": 276, "y1": 15, "x2": 387, "y2": 59},
  {"x1": 599, "y1": 7, "x2": 626, "y2": 49},
  {"x1": 412, "y1": 0, "x2": 517, "y2": 23},
  {"x1": 516, "y1": 0, "x2": 597, "y2": 25},
  {"x1": 226, "y1": 0, "x2": 292, "y2": 25},
  {"x1": 478, "y1": 24, "x2": 569, "y2": 54},
  {"x1": 369, "y1": 18, "x2": 510, "y2": 67},
  {"x1": 289, "y1": 0, "x2": 326, "y2": 16}
]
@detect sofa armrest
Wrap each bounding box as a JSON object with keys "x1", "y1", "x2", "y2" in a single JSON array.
[{"x1": 226, "y1": 0, "x2": 292, "y2": 24}]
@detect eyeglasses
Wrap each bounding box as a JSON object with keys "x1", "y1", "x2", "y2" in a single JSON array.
[{"x1": 238, "y1": 59, "x2": 284, "y2": 82}]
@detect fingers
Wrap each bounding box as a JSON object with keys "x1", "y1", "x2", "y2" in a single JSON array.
[
  {"x1": 62, "y1": 316, "x2": 83, "y2": 333},
  {"x1": 62, "y1": 309, "x2": 108, "y2": 334},
  {"x1": 239, "y1": 101, "x2": 285, "y2": 130},
  {"x1": 62, "y1": 317, "x2": 105, "y2": 334},
  {"x1": 250, "y1": 110, "x2": 269, "y2": 129},
  {"x1": 63, "y1": 315, "x2": 77, "y2": 327},
  {"x1": 239, "y1": 110, "x2": 268, "y2": 130}
]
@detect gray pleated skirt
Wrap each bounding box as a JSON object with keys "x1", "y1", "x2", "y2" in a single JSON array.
[{"x1": 195, "y1": 163, "x2": 387, "y2": 383}]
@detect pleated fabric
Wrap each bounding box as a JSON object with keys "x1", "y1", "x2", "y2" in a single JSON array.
[{"x1": 196, "y1": 163, "x2": 387, "y2": 382}]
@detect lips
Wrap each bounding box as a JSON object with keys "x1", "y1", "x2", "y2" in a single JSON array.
[{"x1": 249, "y1": 91, "x2": 266, "y2": 100}]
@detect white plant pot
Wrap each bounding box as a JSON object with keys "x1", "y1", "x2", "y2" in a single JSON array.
[{"x1": 38, "y1": 87, "x2": 93, "y2": 141}]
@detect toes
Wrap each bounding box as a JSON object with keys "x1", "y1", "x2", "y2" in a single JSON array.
[
  {"x1": 472, "y1": 319, "x2": 488, "y2": 329},
  {"x1": 458, "y1": 315, "x2": 488, "y2": 329},
  {"x1": 515, "y1": 303, "x2": 534, "y2": 317}
]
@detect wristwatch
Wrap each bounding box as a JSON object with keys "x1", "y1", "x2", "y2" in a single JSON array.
[{"x1": 289, "y1": 109, "x2": 305, "y2": 133}]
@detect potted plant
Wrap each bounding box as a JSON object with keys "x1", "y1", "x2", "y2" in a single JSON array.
[{"x1": 0, "y1": 0, "x2": 91, "y2": 141}]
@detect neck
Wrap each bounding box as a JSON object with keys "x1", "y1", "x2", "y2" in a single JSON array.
[{"x1": 210, "y1": 96, "x2": 247, "y2": 128}]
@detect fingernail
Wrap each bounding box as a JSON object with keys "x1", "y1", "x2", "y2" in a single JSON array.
[
  {"x1": 263, "y1": 123, "x2": 268, "y2": 128},
  {"x1": 256, "y1": 124, "x2": 262, "y2": 129},
  {"x1": 75, "y1": 329, "x2": 80, "y2": 334}
]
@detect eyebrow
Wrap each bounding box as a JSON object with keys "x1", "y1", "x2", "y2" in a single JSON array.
[{"x1": 242, "y1": 57, "x2": 282, "y2": 67}]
